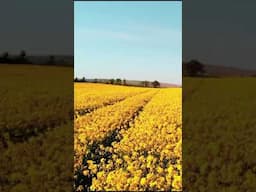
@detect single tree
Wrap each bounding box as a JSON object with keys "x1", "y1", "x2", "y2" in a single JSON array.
[
  {"x1": 115, "y1": 78, "x2": 122, "y2": 85},
  {"x1": 123, "y1": 79, "x2": 127, "y2": 85},
  {"x1": 142, "y1": 81, "x2": 149, "y2": 87},
  {"x1": 185, "y1": 59, "x2": 205, "y2": 76},
  {"x1": 152, "y1": 80, "x2": 160, "y2": 88},
  {"x1": 2, "y1": 52, "x2": 9, "y2": 60},
  {"x1": 48, "y1": 55, "x2": 55, "y2": 65},
  {"x1": 15, "y1": 50, "x2": 29, "y2": 64},
  {"x1": 20, "y1": 50, "x2": 26, "y2": 58},
  {"x1": 110, "y1": 79, "x2": 115, "y2": 84},
  {"x1": 0, "y1": 52, "x2": 9, "y2": 63}
]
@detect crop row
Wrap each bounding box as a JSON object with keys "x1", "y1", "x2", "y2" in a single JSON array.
[
  {"x1": 0, "y1": 65, "x2": 73, "y2": 192},
  {"x1": 74, "y1": 90, "x2": 157, "y2": 168},
  {"x1": 74, "y1": 83, "x2": 149, "y2": 117},
  {"x1": 89, "y1": 88, "x2": 182, "y2": 191},
  {"x1": 0, "y1": 123, "x2": 73, "y2": 192},
  {"x1": 183, "y1": 77, "x2": 256, "y2": 191},
  {"x1": 74, "y1": 90, "x2": 157, "y2": 190},
  {"x1": 74, "y1": 88, "x2": 182, "y2": 191},
  {"x1": 0, "y1": 65, "x2": 73, "y2": 142}
]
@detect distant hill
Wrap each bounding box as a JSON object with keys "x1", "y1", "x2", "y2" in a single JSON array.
[
  {"x1": 203, "y1": 64, "x2": 256, "y2": 77},
  {"x1": 125, "y1": 80, "x2": 181, "y2": 88},
  {"x1": 159, "y1": 82, "x2": 181, "y2": 88}
]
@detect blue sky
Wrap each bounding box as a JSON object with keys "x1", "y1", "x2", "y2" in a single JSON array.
[{"x1": 75, "y1": 1, "x2": 182, "y2": 85}]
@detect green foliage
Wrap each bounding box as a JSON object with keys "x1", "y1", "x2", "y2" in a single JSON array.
[
  {"x1": 152, "y1": 80, "x2": 160, "y2": 88},
  {"x1": 110, "y1": 79, "x2": 115, "y2": 84},
  {"x1": 47, "y1": 55, "x2": 55, "y2": 65},
  {"x1": 183, "y1": 60, "x2": 205, "y2": 77},
  {"x1": 142, "y1": 81, "x2": 150, "y2": 87},
  {"x1": 115, "y1": 78, "x2": 122, "y2": 85},
  {"x1": 122, "y1": 79, "x2": 126, "y2": 85}
]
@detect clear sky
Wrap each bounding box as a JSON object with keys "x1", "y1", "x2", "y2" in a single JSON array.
[
  {"x1": 183, "y1": 0, "x2": 256, "y2": 71},
  {"x1": 75, "y1": 1, "x2": 182, "y2": 85},
  {"x1": 0, "y1": 0, "x2": 73, "y2": 56}
]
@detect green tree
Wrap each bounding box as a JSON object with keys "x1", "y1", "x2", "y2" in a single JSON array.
[
  {"x1": 185, "y1": 59, "x2": 205, "y2": 76},
  {"x1": 0, "y1": 52, "x2": 9, "y2": 63},
  {"x1": 152, "y1": 80, "x2": 160, "y2": 88},
  {"x1": 115, "y1": 78, "x2": 122, "y2": 85},
  {"x1": 16, "y1": 50, "x2": 30, "y2": 64},
  {"x1": 2, "y1": 52, "x2": 9, "y2": 60},
  {"x1": 110, "y1": 79, "x2": 115, "y2": 84},
  {"x1": 142, "y1": 81, "x2": 149, "y2": 87},
  {"x1": 47, "y1": 55, "x2": 55, "y2": 65},
  {"x1": 123, "y1": 79, "x2": 127, "y2": 85},
  {"x1": 20, "y1": 50, "x2": 26, "y2": 58}
]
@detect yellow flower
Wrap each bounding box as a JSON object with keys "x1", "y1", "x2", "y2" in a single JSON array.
[
  {"x1": 140, "y1": 178, "x2": 147, "y2": 186},
  {"x1": 97, "y1": 171, "x2": 104, "y2": 178},
  {"x1": 75, "y1": 85, "x2": 182, "y2": 191},
  {"x1": 172, "y1": 175, "x2": 181, "y2": 190},
  {"x1": 157, "y1": 167, "x2": 164, "y2": 174},
  {"x1": 82, "y1": 170, "x2": 89, "y2": 176},
  {"x1": 146, "y1": 173, "x2": 154, "y2": 180},
  {"x1": 149, "y1": 181, "x2": 157, "y2": 188},
  {"x1": 116, "y1": 158, "x2": 123, "y2": 164},
  {"x1": 167, "y1": 166, "x2": 174, "y2": 174},
  {"x1": 147, "y1": 155, "x2": 154, "y2": 162}
]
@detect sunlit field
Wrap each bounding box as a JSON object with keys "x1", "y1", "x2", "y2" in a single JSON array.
[
  {"x1": 183, "y1": 77, "x2": 256, "y2": 191},
  {"x1": 74, "y1": 83, "x2": 182, "y2": 191},
  {"x1": 0, "y1": 64, "x2": 73, "y2": 192}
]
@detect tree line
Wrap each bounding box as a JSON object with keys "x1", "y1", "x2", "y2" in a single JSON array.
[
  {"x1": 74, "y1": 77, "x2": 161, "y2": 88},
  {"x1": 0, "y1": 50, "x2": 57, "y2": 65}
]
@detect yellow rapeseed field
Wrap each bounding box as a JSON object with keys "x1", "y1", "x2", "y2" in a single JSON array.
[
  {"x1": 0, "y1": 64, "x2": 73, "y2": 192},
  {"x1": 74, "y1": 83, "x2": 182, "y2": 191}
]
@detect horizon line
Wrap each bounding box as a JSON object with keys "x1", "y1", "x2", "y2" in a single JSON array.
[{"x1": 74, "y1": 76, "x2": 182, "y2": 86}]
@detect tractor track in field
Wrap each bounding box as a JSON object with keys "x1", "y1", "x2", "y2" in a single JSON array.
[
  {"x1": 74, "y1": 90, "x2": 159, "y2": 192},
  {"x1": 0, "y1": 110, "x2": 73, "y2": 147},
  {"x1": 74, "y1": 90, "x2": 150, "y2": 118},
  {"x1": 75, "y1": 98, "x2": 126, "y2": 118}
]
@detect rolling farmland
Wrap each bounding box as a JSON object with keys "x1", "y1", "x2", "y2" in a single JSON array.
[
  {"x1": 74, "y1": 83, "x2": 182, "y2": 191},
  {"x1": 183, "y1": 77, "x2": 256, "y2": 191},
  {"x1": 0, "y1": 64, "x2": 73, "y2": 192}
]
